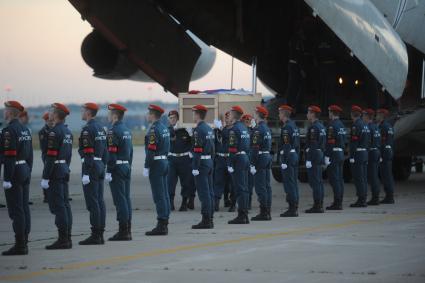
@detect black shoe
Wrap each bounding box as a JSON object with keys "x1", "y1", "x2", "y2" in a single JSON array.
[
  {"x1": 251, "y1": 206, "x2": 271, "y2": 221},
  {"x1": 326, "y1": 202, "x2": 343, "y2": 210},
  {"x1": 367, "y1": 197, "x2": 380, "y2": 206},
  {"x1": 0, "y1": 203, "x2": 6, "y2": 208},
  {"x1": 2, "y1": 235, "x2": 27, "y2": 256},
  {"x1": 28, "y1": 201, "x2": 33, "y2": 205},
  {"x1": 350, "y1": 199, "x2": 367, "y2": 208},
  {"x1": 109, "y1": 223, "x2": 132, "y2": 241},
  {"x1": 79, "y1": 228, "x2": 103, "y2": 245},
  {"x1": 380, "y1": 196, "x2": 395, "y2": 204},
  {"x1": 214, "y1": 199, "x2": 220, "y2": 212},
  {"x1": 179, "y1": 197, "x2": 188, "y2": 211},
  {"x1": 99, "y1": 227, "x2": 105, "y2": 244},
  {"x1": 280, "y1": 204, "x2": 298, "y2": 217},
  {"x1": 187, "y1": 197, "x2": 195, "y2": 210},
  {"x1": 46, "y1": 230, "x2": 72, "y2": 250},
  {"x1": 192, "y1": 215, "x2": 214, "y2": 229},
  {"x1": 305, "y1": 203, "x2": 324, "y2": 213},
  {"x1": 228, "y1": 210, "x2": 249, "y2": 224},
  {"x1": 146, "y1": 219, "x2": 168, "y2": 236}
]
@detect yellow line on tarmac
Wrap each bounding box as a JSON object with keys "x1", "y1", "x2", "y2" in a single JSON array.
[{"x1": 1, "y1": 212, "x2": 424, "y2": 281}]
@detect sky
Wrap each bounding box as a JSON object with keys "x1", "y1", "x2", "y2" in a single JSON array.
[{"x1": 0, "y1": 0, "x2": 272, "y2": 108}]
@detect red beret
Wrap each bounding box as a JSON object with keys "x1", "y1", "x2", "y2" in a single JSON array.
[
  {"x1": 351, "y1": 105, "x2": 362, "y2": 113},
  {"x1": 278, "y1": 104, "x2": 293, "y2": 112},
  {"x1": 308, "y1": 105, "x2": 321, "y2": 113},
  {"x1": 241, "y1": 114, "x2": 253, "y2": 121},
  {"x1": 255, "y1": 106, "x2": 269, "y2": 117},
  {"x1": 192, "y1": 104, "x2": 208, "y2": 112},
  {"x1": 83, "y1": 102, "x2": 99, "y2": 111},
  {"x1": 42, "y1": 112, "x2": 49, "y2": 121},
  {"x1": 376, "y1": 108, "x2": 389, "y2": 116},
  {"x1": 52, "y1": 103, "x2": 70, "y2": 115},
  {"x1": 108, "y1": 103, "x2": 127, "y2": 112},
  {"x1": 168, "y1": 110, "x2": 179, "y2": 117},
  {"x1": 231, "y1": 105, "x2": 244, "y2": 114},
  {"x1": 363, "y1": 108, "x2": 375, "y2": 115},
  {"x1": 19, "y1": 110, "x2": 28, "y2": 118},
  {"x1": 4, "y1": 100, "x2": 24, "y2": 112},
  {"x1": 148, "y1": 104, "x2": 164, "y2": 114},
  {"x1": 328, "y1": 104, "x2": 343, "y2": 113}
]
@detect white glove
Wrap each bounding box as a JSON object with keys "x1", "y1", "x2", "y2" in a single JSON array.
[
  {"x1": 305, "y1": 161, "x2": 312, "y2": 168},
  {"x1": 379, "y1": 158, "x2": 383, "y2": 163},
  {"x1": 349, "y1": 158, "x2": 355, "y2": 164},
  {"x1": 250, "y1": 119, "x2": 256, "y2": 128},
  {"x1": 82, "y1": 175, "x2": 90, "y2": 185},
  {"x1": 324, "y1": 156, "x2": 331, "y2": 166},
  {"x1": 227, "y1": 166, "x2": 234, "y2": 173},
  {"x1": 213, "y1": 119, "x2": 223, "y2": 129},
  {"x1": 281, "y1": 163, "x2": 288, "y2": 170},
  {"x1": 186, "y1": 127, "x2": 193, "y2": 136},
  {"x1": 143, "y1": 168, "x2": 149, "y2": 177},
  {"x1": 3, "y1": 181, "x2": 12, "y2": 190},
  {"x1": 105, "y1": 173, "x2": 112, "y2": 182},
  {"x1": 192, "y1": 169, "x2": 200, "y2": 176},
  {"x1": 41, "y1": 179, "x2": 49, "y2": 189},
  {"x1": 189, "y1": 152, "x2": 193, "y2": 158},
  {"x1": 250, "y1": 166, "x2": 257, "y2": 175},
  {"x1": 173, "y1": 124, "x2": 178, "y2": 130}
]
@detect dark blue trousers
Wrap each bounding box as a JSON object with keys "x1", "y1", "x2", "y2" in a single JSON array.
[
  {"x1": 368, "y1": 150, "x2": 381, "y2": 197},
  {"x1": 307, "y1": 163, "x2": 324, "y2": 203},
  {"x1": 110, "y1": 164, "x2": 132, "y2": 223},
  {"x1": 5, "y1": 179, "x2": 31, "y2": 236},
  {"x1": 168, "y1": 156, "x2": 196, "y2": 199},
  {"x1": 328, "y1": 152, "x2": 345, "y2": 202},
  {"x1": 254, "y1": 154, "x2": 272, "y2": 207},
  {"x1": 47, "y1": 179, "x2": 72, "y2": 232},
  {"x1": 232, "y1": 155, "x2": 250, "y2": 210},
  {"x1": 194, "y1": 160, "x2": 214, "y2": 217},
  {"x1": 149, "y1": 160, "x2": 170, "y2": 220}
]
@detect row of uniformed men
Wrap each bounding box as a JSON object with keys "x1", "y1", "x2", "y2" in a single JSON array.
[{"x1": 1, "y1": 100, "x2": 395, "y2": 256}]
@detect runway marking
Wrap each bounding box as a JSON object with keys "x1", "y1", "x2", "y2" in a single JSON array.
[{"x1": 1, "y1": 211, "x2": 424, "y2": 281}]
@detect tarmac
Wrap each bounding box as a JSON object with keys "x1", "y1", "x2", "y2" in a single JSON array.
[{"x1": 0, "y1": 146, "x2": 424, "y2": 283}]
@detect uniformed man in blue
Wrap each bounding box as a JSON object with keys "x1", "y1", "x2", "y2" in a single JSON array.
[
  {"x1": 278, "y1": 104, "x2": 300, "y2": 217},
  {"x1": 363, "y1": 108, "x2": 381, "y2": 206},
  {"x1": 167, "y1": 110, "x2": 196, "y2": 212},
  {"x1": 305, "y1": 105, "x2": 326, "y2": 213},
  {"x1": 18, "y1": 110, "x2": 34, "y2": 207},
  {"x1": 144, "y1": 104, "x2": 170, "y2": 235},
  {"x1": 78, "y1": 103, "x2": 108, "y2": 245},
  {"x1": 1, "y1": 101, "x2": 33, "y2": 256},
  {"x1": 212, "y1": 113, "x2": 228, "y2": 211},
  {"x1": 376, "y1": 108, "x2": 395, "y2": 204},
  {"x1": 106, "y1": 103, "x2": 133, "y2": 240},
  {"x1": 349, "y1": 105, "x2": 371, "y2": 207},
  {"x1": 250, "y1": 106, "x2": 272, "y2": 221},
  {"x1": 191, "y1": 105, "x2": 215, "y2": 229},
  {"x1": 41, "y1": 103, "x2": 73, "y2": 250},
  {"x1": 223, "y1": 111, "x2": 237, "y2": 211},
  {"x1": 242, "y1": 114, "x2": 255, "y2": 210},
  {"x1": 39, "y1": 112, "x2": 53, "y2": 203},
  {"x1": 227, "y1": 105, "x2": 251, "y2": 224},
  {"x1": 324, "y1": 105, "x2": 346, "y2": 210}
]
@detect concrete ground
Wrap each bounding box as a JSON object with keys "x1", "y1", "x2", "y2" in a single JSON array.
[{"x1": 0, "y1": 146, "x2": 424, "y2": 283}]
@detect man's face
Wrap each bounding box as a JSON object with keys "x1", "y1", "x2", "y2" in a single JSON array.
[
  {"x1": 192, "y1": 111, "x2": 200, "y2": 123},
  {"x1": 81, "y1": 108, "x2": 88, "y2": 121},
  {"x1": 225, "y1": 114, "x2": 231, "y2": 125},
  {"x1": 243, "y1": 119, "x2": 250, "y2": 127},
  {"x1": 279, "y1": 110, "x2": 287, "y2": 123},
  {"x1": 147, "y1": 111, "x2": 155, "y2": 123},
  {"x1": 230, "y1": 111, "x2": 238, "y2": 123},
  {"x1": 49, "y1": 108, "x2": 55, "y2": 121},
  {"x1": 376, "y1": 113, "x2": 384, "y2": 122},
  {"x1": 362, "y1": 114, "x2": 370, "y2": 123},
  {"x1": 3, "y1": 108, "x2": 10, "y2": 120},
  {"x1": 47, "y1": 118, "x2": 55, "y2": 128},
  {"x1": 351, "y1": 112, "x2": 357, "y2": 121},
  {"x1": 107, "y1": 111, "x2": 113, "y2": 123},
  {"x1": 307, "y1": 111, "x2": 314, "y2": 122},
  {"x1": 168, "y1": 114, "x2": 178, "y2": 126},
  {"x1": 19, "y1": 115, "x2": 29, "y2": 125}
]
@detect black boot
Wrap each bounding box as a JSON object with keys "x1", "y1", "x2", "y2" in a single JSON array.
[
  {"x1": 108, "y1": 223, "x2": 131, "y2": 241},
  {"x1": 247, "y1": 196, "x2": 252, "y2": 210},
  {"x1": 228, "y1": 201, "x2": 236, "y2": 212},
  {"x1": 367, "y1": 195, "x2": 380, "y2": 206},
  {"x1": 187, "y1": 197, "x2": 195, "y2": 210},
  {"x1": 267, "y1": 207, "x2": 272, "y2": 220},
  {"x1": 46, "y1": 229, "x2": 72, "y2": 250},
  {"x1": 228, "y1": 210, "x2": 249, "y2": 224},
  {"x1": 326, "y1": 200, "x2": 343, "y2": 210},
  {"x1": 380, "y1": 194, "x2": 395, "y2": 204},
  {"x1": 192, "y1": 214, "x2": 214, "y2": 229},
  {"x1": 128, "y1": 221, "x2": 132, "y2": 240},
  {"x1": 214, "y1": 198, "x2": 220, "y2": 212},
  {"x1": 280, "y1": 203, "x2": 299, "y2": 217},
  {"x1": 350, "y1": 198, "x2": 367, "y2": 207},
  {"x1": 251, "y1": 206, "x2": 270, "y2": 221},
  {"x1": 224, "y1": 197, "x2": 231, "y2": 208},
  {"x1": 170, "y1": 196, "x2": 175, "y2": 211},
  {"x1": 79, "y1": 227, "x2": 103, "y2": 245},
  {"x1": 2, "y1": 234, "x2": 27, "y2": 256},
  {"x1": 145, "y1": 219, "x2": 168, "y2": 236},
  {"x1": 305, "y1": 202, "x2": 324, "y2": 213},
  {"x1": 179, "y1": 197, "x2": 188, "y2": 211},
  {"x1": 99, "y1": 227, "x2": 105, "y2": 244},
  {"x1": 43, "y1": 190, "x2": 48, "y2": 203}
]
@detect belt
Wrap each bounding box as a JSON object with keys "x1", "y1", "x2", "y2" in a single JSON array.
[
  {"x1": 236, "y1": 151, "x2": 246, "y2": 155},
  {"x1": 153, "y1": 155, "x2": 167, "y2": 160},
  {"x1": 15, "y1": 160, "x2": 26, "y2": 165},
  {"x1": 289, "y1": 59, "x2": 297, "y2": 64},
  {"x1": 217, "y1": 153, "x2": 229, "y2": 157},
  {"x1": 280, "y1": 149, "x2": 296, "y2": 155},
  {"x1": 332, "y1": 148, "x2": 343, "y2": 152},
  {"x1": 200, "y1": 155, "x2": 211, "y2": 159},
  {"x1": 54, "y1": 160, "x2": 66, "y2": 164},
  {"x1": 81, "y1": 157, "x2": 102, "y2": 163},
  {"x1": 168, "y1": 152, "x2": 190, "y2": 157},
  {"x1": 385, "y1": 145, "x2": 392, "y2": 149},
  {"x1": 356, "y1": 148, "x2": 366, "y2": 151},
  {"x1": 369, "y1": 147, "x2": 378, "y2": 151},
  {"x1": 116, "y1": 160, "x2": 129, "y2": 164},
  {"x1": 259, "y1": 151, "x2": 270, "y2": 154}
]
